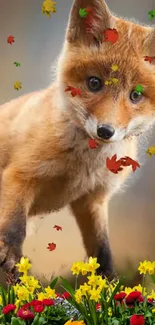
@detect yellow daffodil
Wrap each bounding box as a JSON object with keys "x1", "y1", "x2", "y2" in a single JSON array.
[
  {"x1": 152, "y1": 308, "x2": 155, "y2": 313},
  {"x1": 138, "y1": 261, "x2": 155, "y2": 275},
  {"x1": 37, "y1": 292, "x2": 48, "y2": 301},
  {"x1": 44, "y1": 286, "x2": 56, "y2": 299},
  {"x1": 0, "y1": 295, "x2": 2, "y2": 305},
  {"x1": 85, "y1": 257, "x2": 100, "y2": 273},
  {"x1": 148, "y1": 289, "x2": 155, "y2": 300},
  {"x1": 89, "y1": 287, "x2": 101, "y2": 302},
  {"x1": 15, "y1": 257, "x2": 32, "y2": 274},
  {"x1": 75, "y1": 289, "x2": 83, "y2": 303},
  {"x1": 15, "y1": 285, "x2": 30, "y2": 302},
  {"x1": 79, "y1": 283, "x2": 91, "y2": 296},
  {"x1": 71, "y1": 261, "x2": 87, "y2": 275},
  {"x1": 19, "y1": 274, "x2": 41, "y2": 290}
]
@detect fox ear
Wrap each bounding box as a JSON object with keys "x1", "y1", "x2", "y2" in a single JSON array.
[
  {"x1": 143, "y1": 29, "x2": 155, "y2": 58},
  {"x1": 66, "y1": 0, "x2": 114, "y2": 45}
]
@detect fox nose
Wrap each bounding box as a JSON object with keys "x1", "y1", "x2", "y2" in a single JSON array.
[{"x1": 97, "y1": 124, "x2": 115, "y2": 140}]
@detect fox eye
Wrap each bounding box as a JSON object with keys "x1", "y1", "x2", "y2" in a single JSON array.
[
  {"x1": 87, "y1": 77, "x2": 103, "y2": 92},
  {"x1": 130, "y1": 90, "x2": 143, "y2": 103}
]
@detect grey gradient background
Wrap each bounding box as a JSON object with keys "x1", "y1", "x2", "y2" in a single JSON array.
[{"x1": 0, "y1": 0, "x2": 155, "y2": 283}]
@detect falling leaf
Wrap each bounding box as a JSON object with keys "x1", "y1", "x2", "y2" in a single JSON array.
[
  {"x1": 65, "y1": 86, "x2": 82, "y2": 97},
  {"x1": 47, "y1": 242, "x2": 56, "y2": 251},
  {"x1": 148, "y1": 10, "x2": 155, "y2": 21},
  {"x1": 79, "y1": 8, "x2": 88, "y2": 18},
  {"x1": 105, "y1": 78, "x2": 119, "y2": 85},
  {"x1": 42, "y1": 0, "x2": 56, "y2": 18},
  {"x1": 120, "y1": 156, "x2": 140, "y2": 172},
  {"x1": 105, "y1": 80, "x2": 112, "y2": 85},
  {"x1": 14, "y1": 62, "x2": 21, "y2": 67},
  {"x1": 106, "y1": 154, "x2": 123, "y2": 174},
  {"x1": 88, "y1": 139, "x2": 99, "y2": 149},
  {"x1": 7, "y1": 35, "x2": 15, "y2": 45},
  {"x1": 103, "y1": 28, "x2": 119, "y2": 44},
  {"x1": 146, "y1": 146, "x2": 155, "y2": 157},
  {"x1": 144, "y1": 56, "x2": 154, "y2": 64},
  {"x1": 106, "y1": 155, "x2": 140, "y2": 174},
  {"x1": 53, "y1": 225, "x2": 62, "y2": 231},
  {"x1": 14, "y1": 81, "x2": 22, "y2": 90},
  {"x1": 111, "y1": 78, "x2": 119, "y2": 84},
  {"x1": 111, "y1": 64, "x2": 119, "y2": 71},
  {"x1": 135, "y1": 84, "x2": 144, "y2": 93}
]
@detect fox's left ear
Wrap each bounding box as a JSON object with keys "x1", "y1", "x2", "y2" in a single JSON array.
[
  {"x1": 143, "y1": 29, "x2": 155, "y2": 58},
  {"x1": 66, "y1": 0, "x2": 114, "y2": 45}
]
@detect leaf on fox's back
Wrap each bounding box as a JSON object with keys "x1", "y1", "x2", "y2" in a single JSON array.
[{"x1": 146, "y1": 146, "x2": 155, "y2": 157}]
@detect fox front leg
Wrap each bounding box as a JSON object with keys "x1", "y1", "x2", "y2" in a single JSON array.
[
  {"x1": 70, "y1": 190, "x2": 114, "y2": 278},
  {"x1": 0, "y1": 167, "x2": 35, "y2": 274}
]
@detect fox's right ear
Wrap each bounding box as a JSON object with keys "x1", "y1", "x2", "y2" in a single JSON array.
[{"x1": 66, "y1": 0, "x2": 114, "y2": 45}]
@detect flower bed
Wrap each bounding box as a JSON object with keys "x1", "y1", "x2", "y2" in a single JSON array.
[{"x1": 0, "y1": 258, "x2": 155, "y2": 324}]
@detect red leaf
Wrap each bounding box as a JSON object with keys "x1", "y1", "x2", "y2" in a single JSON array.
[
  {"x1": 65, "y1": 86, "x2": 82, "y2": 97},
  {"x1": 120, "y1": 156, "x2": 140, "y2": 172},
  {"x1": 106, "y1": 154, "x2": 123, "y2": 174},
  {"x1": 47, "y1": 242, "x2": 56, "y2": 251},
  {"x1": 144, "y1": 56, "x2": 154, "y2": 64},
  {"x1": 53, "y1": 225, "x2": 62, "y2": 231},
  {"x1": 103, "y1": 28, "x2": 119, "y2": 44},
  {"x1": 7, "y1": 35, "x2": 15, "y2": 45},
  {"x1": 88, "y1": 139, "x2": 99, "y2": 149}
]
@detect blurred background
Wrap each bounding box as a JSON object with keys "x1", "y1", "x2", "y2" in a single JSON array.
[{"x1": 0, "y1": 0, "x2": 155, "y2": 287}]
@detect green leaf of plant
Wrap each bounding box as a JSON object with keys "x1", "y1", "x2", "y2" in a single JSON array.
[
  {"x1": 0, "y1": 285, "x2": 7, "y2": 306},
  {"x1": 60, "y1": 276, "x2": 75, "y2": 296},
  {"x1": 111, "y1": 319, "x2": 120, "y2": 325},
  {"x1": 11, "y1": 317, "x2": 25, "y2": 325},
  {"x1": 50, "y1": 276, "x2": 58, "y2": 289},
  {"x1": 107, "y1": 276, "x2": 125, "y2": 308}
]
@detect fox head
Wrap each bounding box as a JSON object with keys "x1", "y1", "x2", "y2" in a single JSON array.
[{"x1": 57, "y1": 0, "x2": 155, "y2": 143}]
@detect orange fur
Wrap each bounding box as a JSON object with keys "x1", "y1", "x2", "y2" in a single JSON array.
[{"x1": 0, "y1": 0, "x2": 155, "y2": 276}]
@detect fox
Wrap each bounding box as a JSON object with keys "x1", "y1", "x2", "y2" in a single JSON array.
[{"x1": 0, "y1": 0, "x2": 155, "y2": 278}]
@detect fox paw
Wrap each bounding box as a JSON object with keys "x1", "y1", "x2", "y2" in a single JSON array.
[{"x1": 0, "y1": 239, "x2": 22, "y2": 276}]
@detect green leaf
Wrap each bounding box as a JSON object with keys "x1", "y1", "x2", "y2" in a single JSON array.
[
  {"x1": 150, "y1": 274, "x2": 155, "y2": 284},
  {"x1": 135, "y1": 84, "x2": 144, "y2": 93},
  {"x1": 60, "y1": 276, "x2": 75, "y2": 296},
  {"x1": 10, "y1": 287, "x2": 15, "y2": 304},
  {"x1": 0, "y1": 285, "x2": 7, "y2": 306},
  {"x1": 32, "y1": 315, "x2": 46, "y2": 325},
  {"x1": 107, "y1": 276, "x2": 125, "y2": 308},
  {"x1": 11, "y1": 317, "x2": 25, "y2": 325},
  {"x1": 50, "y1": 276, "x2": 58, "y2": 289},
  {"x1": 111, "y1": 319, "x2": 120, "y2": 325},
  {"x1": 79, "y1": 8, "x2": 88, "y2": 18}
]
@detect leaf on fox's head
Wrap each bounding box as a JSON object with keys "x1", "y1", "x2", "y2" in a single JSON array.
[{"x1": 66, "y1": 0, "x2": 115, "y2": 46}]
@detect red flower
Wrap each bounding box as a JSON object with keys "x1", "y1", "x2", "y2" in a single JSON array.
[
  {"x1": 2, "y1": 304, "x2": 16, "y2": 314},
  {"x1": 148, "y1": 298, "x2": 154, "y2": 304},
  {"x1": 96, "y1": 303, "x2": 101, "y2": 311},
  {"x1": 56, "y1": 293, "x2": 61, "y2": 297},
  {"x1": 137, "y1": 295, "x2": 144, "y2": 303},
  {"x1": 31, "y1": 300, "x2": 43, "y2": 306},
  {"x1": 130, "y1": 314, "x2": 145, "y2": 325},
  {"x1": 33, "y1": 304, "x2": 44, "y2": 313},
  {"x1": 114, "y1": 292, "x2": 127, "y2": 301},
  {"x1": 61, "y1": 292, "x2": 71, "y2": 299},
  {"x1": 17, "y1": 309, "x2": 34, "y2": 320},
  {"x1": 126, "y1": 291, "x2": 142, "y2": 304},
  {"x1": 42, "y1": 299, "x2": 55, "y2": 306},
  {"x1": 21, "y1": 302, "x2": 31, "y2": 309}
]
